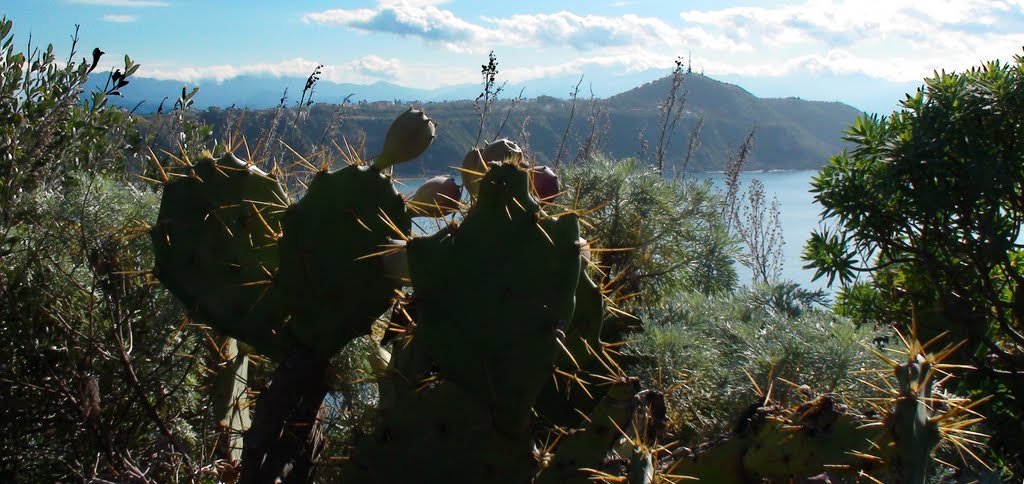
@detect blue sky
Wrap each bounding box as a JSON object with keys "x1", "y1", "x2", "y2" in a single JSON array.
[{"x1": 4, "y1": 0, "x2": 1024, "y2": 113}]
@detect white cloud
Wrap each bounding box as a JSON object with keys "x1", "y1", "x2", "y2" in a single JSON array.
[
  {"x1": 502, "y1": 52, "x2": 675, "y2": 83},
  {"x1": 378, "y1": 0, "x2": 450, "y2": 5},
  {"x1": 301, "y1": 4, "x2": 749, "y2": 54},
  {"x1": 349, "y1": 55, "x2": 403, "y2": 79},
  {"x1": 302, "y1": 4, "x2": 489, "y2": 52},
  {"x1": 69, "y1": 0, "x2": 168, "y2": 6},
  {"x1": 102, "y1": 14, "x2": 137, "y2": 22},
  {"x1": 139, "y1": 56, "x2": 409, "y2": 85},
  {"x1": 679, "y1": 0, "x2": 1024, "y2": 81},
  {"x1": 135, "y1": 0, "x2": 1024, "y2": 96}
]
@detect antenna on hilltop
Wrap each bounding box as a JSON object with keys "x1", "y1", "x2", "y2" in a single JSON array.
[{"x1": 687, "y1": 50, "x2": 693, "y2": 74}]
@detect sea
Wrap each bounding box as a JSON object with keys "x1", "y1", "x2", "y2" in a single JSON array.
[
  {"x1": 398, "y1": 170, "x2": 831, "y2": 293},
  {"x1": 703, "y1": 170, "x2": 830, "y2": 292}
]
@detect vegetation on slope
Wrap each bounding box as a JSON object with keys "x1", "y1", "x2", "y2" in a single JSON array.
[{"x1": 0, "y1": 14, "x2": 1009, "y2": 482}]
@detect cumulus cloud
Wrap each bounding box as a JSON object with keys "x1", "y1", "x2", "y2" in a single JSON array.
[
  {"x1": 680, "y1": 0, "x2": 1024, "y2": 81},
  {"x1": 349, "y1": 55, "x2": 403, "y2": 79},
  {"x1": 502, "y1": 52, "x2": 676, "y2": 83},
  {"x1": 302, "y1": 4, "x2": 488, "y2": 51},
  {"x1": 69, "y1": 0, "x2": 168, "y2": 6},
  {"x1": 139, "y1": 56, "x2": 408, "y2": 85},
  {"x1": 102, "y1": 14, "x2": 137, "y2": 22},
  {"x1": 301, "y1": 4, "x2": 747, "y2": 54}
]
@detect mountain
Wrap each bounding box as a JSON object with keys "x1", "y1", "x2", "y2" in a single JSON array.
[
  {"x1": 130, "y1": 72, "x2": 862, "y2": 174},
  {"x1": 89, "y1": 68, "x2": 667, "y2": 114},
  {"x1": 600, "y1": 74, "x2": 862, "y2": 171},
  {"x1": 86, "y1": 75, "x2": 462, "y2": 112}
]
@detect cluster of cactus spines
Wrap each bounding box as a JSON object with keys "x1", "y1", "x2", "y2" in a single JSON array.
[{"x1": 150, "y1": 152, "x2": 291, "y2": 357}]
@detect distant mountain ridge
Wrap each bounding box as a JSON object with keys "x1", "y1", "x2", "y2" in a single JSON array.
[
  {"x1": 118, "y1": 72, "x2": 862, "y2": 173},
  {"x1": 86, "y1": 68, "x2": 671, "y2": 113}
]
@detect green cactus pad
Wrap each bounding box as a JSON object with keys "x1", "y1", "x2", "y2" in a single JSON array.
[
  {"x1": 150, "y1": 153, "x2": 290, "y2": 356},
  {"x1": 669, "y1": 397, "x2": 889, "y2": 482},
  {"x1": 276, "y1": 164, "x2": 411, "y2": 358},
  {"x1": 534, "y1": 267, "x2": 610, "y2": 428},
  {"x1": 406, "y1": 163, "x2": 582, "y2": 429},
  {"x1": 345, "y1": 381, "x2": 538, "y2": 483},
  {"x1": 538, "y1": 379, "x2": 639, "y2": 484}
]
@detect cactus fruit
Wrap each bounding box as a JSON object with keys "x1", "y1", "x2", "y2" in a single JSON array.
[
  {"x1": 276, "y1": 164, "x2": 411, "y2": 358},
  {"x1": 408, "y1": 175, "x2": 461, "y2": 217},
  {"x1": 529, "y1": 165, "x2": 559, "y2": 204},
  {"x1": 462, "y1": 139, "x2": 524, "y2": 199},
  {"x1": 460, "y1": 147, "x2": 487, "y2": 198},
  {"x1": 150, "y1": 152, "x2": 290, "y2": 356},
  {"x1": 482, "y1": 138, "x2": 525, "y2": 165},
  {"x1": 372, "y1": 107, "x2": 437, "y2": 170}
]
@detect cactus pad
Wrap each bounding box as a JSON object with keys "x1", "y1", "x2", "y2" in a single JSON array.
[
  {"x1": 276, "y1": 164, "x2": 411, "y2": 357},
  {"x1": 150, "y1": 153, "x2": 289, "y2": 356}
]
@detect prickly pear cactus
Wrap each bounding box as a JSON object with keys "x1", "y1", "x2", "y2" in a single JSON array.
[
  {"x1": 343, "y1": 162, "x2": 583, "y2": 483},
  {"x1": 534, "y1": 267, "x2": 612, "y2": 428},
  {"x1": 150, "y1": 152, "x2": 290, "y2": 356},
  {"x1": 537, "y1": 378, "x2": 639, "y2": 484},
  {"x1": 666, "y1": 331, "x2": 977, "y2": 483},
  {"x1": 276, "y1": 164, "x2": 410, "y2": 357}
]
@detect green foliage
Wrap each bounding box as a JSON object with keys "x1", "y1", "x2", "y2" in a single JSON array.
[
  {"x1": 1, "y1": 17, "x2": 991, "y2": 480},
  {"x1": 0, "y1": 17, "x2": 228, "y2": 480},
  {"x1": 803, "y1": 55, "x2": 1024, "y2": 473},
  {"x1": 0, "y1": 17, "x2": 141, "y2": 218},
  {"x1": 0, "y1": 175, "x2": 207, "y2": 480},
  {"x1": 559, "y1": 155, "x2": 738, "y2": 308},
  {"x1": 624, "y1": 283, "x2": 885, "y2": 444}
]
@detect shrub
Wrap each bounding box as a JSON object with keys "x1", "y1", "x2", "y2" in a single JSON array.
[
  {"x1": 624, "y1": 283, "x2": 885, "y2": 444},
  {"x1": 558, "y1": 155, "x2": 738, "y2": 310}
]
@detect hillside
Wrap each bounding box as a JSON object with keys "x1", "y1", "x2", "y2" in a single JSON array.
[
  {"x1": 602, "y1": 75, "x2": 861, "y2": 171},
  {"x1": 145, "y1": 73, "x2": 861, "y2": 174}
]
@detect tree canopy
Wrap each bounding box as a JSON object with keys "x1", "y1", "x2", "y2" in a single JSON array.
[{"x1": 804, "y1": 55, "x2": 1024, "y2": 470}]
